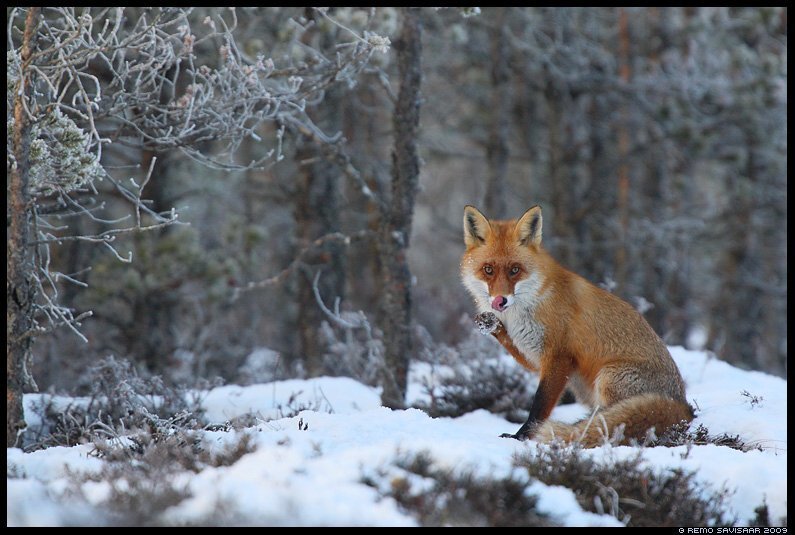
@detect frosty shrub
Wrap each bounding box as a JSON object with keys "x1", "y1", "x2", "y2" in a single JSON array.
[
  {"x1": 748, "y1": 500, "x2": 787, "y2": 528},
  {"x1": 371, "y1": 445, "x2": 737, "y2": 527},
  {"x1": 362, "y1": 451, "x2": 555, "y2": 527},
  {"x1": 319, "y1": 316, "x2": 385, "y2": 387},
  {"x1": 24, "y1": 356, "x2": 205, "y2": 451},
  {"x1": 517, "y1": 442, "x2": 734, "y2": 527},
  {"x1": 73, "y1": 431, "x2": 256, "y2": 526},
  {"x1": 650, "y1": 421, "x2": 758, "y2": 452},
  {"x1": 411, "y1": 319, "x2": 536, "y2": 423}
]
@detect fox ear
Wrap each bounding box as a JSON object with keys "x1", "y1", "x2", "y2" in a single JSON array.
[
  {"x1": 516, "y1": 205, "x2": 542, "y2": 247},
  {"x1": 463, "y1": 205, "x2": 490, "y2": 247}
]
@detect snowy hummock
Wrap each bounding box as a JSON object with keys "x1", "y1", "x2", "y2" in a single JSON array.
[{"x1": 7, "y1": 347, "x2": 787, "y2": 526}]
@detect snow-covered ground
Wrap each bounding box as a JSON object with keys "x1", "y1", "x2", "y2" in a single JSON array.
[{"x1": 7, "y1": 347, "x2": 787, "y2": 526}]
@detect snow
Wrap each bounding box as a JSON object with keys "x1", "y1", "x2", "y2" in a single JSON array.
[
  {"x1": 530, "y1": 482, "x2": 624, "y2": 527},
  {"x1": 7, "y1": 445, "x2": 104, "y2": 526},
  {"x1": 7, "y1": 444, "x2": 103, "y2": 481},
  {"x1": 200, "y1": 376, "x2": 382, "y2": 423},
  {"x1": 672, "y1": 346, "x2": 787, "y2": 450},
  {"x1": 7, "y1": 347, "x2": 788, "y2": 526}
]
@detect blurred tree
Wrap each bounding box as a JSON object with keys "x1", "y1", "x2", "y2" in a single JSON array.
[
  {"x1": 483, "y1": 7, "x2": 511, "y2": 219},
  {"x1": 379, "y1": 7, "x2": 423, "y2": 408},
  {"x1": 290, "y1": 8, "x2": 347, "y2": 376},
  {"x1": 614, "y1": 7, "x2": 632, "y2": 294}
]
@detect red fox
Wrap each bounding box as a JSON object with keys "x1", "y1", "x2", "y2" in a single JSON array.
[{"x1": 460, "y1": 205, "x2": 693, "y2": 447}]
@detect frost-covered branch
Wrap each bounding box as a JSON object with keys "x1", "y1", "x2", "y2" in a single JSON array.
[
  {"x1": 6, "y1": 6, "x2": 389, "y2": 349},
  {"x1": 11, "y1": 7, "x2": 389, "y2": 170}
]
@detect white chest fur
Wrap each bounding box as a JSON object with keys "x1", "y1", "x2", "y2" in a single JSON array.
[
  {"x1": 502, "y1": 305, "x2": 545, "y2": 366},
  {"x1": 504, "y1": 272, "x2": 547, "y2": 361}
]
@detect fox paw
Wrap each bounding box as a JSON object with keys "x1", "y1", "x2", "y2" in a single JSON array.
[
  {"x1": 475, "y1": 312, "x2": 503, "y2": 335},
  {"x1": 499, "y1": 432, "x2": 529, "y2": 442}
]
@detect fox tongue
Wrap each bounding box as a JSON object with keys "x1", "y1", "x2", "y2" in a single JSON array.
[{"x1": 491, "y1": 296, "x2": 507, "y2": 311}]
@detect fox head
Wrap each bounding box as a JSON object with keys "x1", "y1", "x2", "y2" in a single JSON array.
[{"x1": 460, "y1": 205, "x2": 545, "y2": 313}]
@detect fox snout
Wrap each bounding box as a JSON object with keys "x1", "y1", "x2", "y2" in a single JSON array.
[{"x1": 491, "y1": 295, "x2": 513, "y2": 312}]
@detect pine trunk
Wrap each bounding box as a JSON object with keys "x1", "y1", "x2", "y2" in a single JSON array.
[
  {"x1": 379, "y1": 7, "x2": 422, "y2": 408},
  {"x1": 7, "y1": 7, "x2": 40, "y2": 447},
  {"x1": 614, "y1": 7, "x2": 632, "y2": 294}
]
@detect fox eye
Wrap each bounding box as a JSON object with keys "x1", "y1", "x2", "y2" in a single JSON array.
[
  {"x1": 510, "y1": 266, "x2": 521, "y2": 276},
  {"x1": 483, "y1": 265, "x2": 494, "y2": 276}
]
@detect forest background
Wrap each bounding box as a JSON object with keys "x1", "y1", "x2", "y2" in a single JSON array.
[{"x1": 7, "y1": 7, "x2": 786, "y2": 445}]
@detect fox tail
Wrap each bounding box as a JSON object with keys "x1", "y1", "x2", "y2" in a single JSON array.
[{"x1": 534, "y1": 394, "x2": 694, "y2": 448}]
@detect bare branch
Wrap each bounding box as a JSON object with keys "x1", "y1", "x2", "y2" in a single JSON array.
[
  {"x1": 233, "y1": 230, "x2": 373, "y2": 299},
  {"x1": 287, "y1": 119, "x2": 386, "y2": 212},
  {"x1": 136, "y1": 155, "x2": 157, "y2": 228},
  {"x1": 312, "y1": 271, "x2": 361, "y2": 330}
]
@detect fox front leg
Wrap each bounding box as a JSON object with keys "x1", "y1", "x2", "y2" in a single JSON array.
[
  {"x1": 474, "y1": 312, "x2": 540, "y2": 374},
  {"x1": 501, "y1": 356, "x2": 573, "y2": 441}
]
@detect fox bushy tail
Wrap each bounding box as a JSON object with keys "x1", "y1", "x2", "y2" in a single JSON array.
[{"x1": 534, "y1": 394, "x2": 694, "y2": 448}]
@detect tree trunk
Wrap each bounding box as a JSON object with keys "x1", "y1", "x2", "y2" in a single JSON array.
[
  {"x1": 614, "y1": 7, "x2": 632, "y2": 294},
  {"x1": 547, "y1": 79, "x2": 574, "y2": 268},
  {"x1": 291, "y1": 14, "x2": 347, "y2": 375},
  {"x1": 483, "y1": 7, "x2": 511, "y2": 219},
  {"x1": 7, "y1": 7, "x2": 40, "y2": 447},
  {"x1": 293, "y1": 134, "x2": 345, "y2": 376},
  {"x1": 293, "y1": 148, "x2": 322, "y2": 375},
  {"x1": 709, "y1": 137, "x2": 767, "y2": 372},
  {"x1": 379, "y1": 7, "x2": 422, "y2": 409},
  {"x1": 583, "y1": 96, "x2": 615, "y2": 282}
]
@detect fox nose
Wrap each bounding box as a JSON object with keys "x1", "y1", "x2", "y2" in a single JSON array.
[{"x1": 491, "y1": 295, "x2": 509, "y2": 312}]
